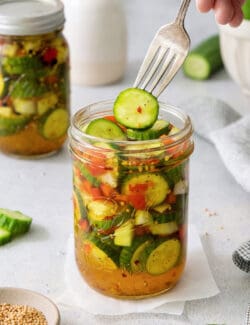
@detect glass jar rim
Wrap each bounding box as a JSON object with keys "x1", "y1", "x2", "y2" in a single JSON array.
[
  {"x1": 0, "y1": 0, "x2": 65, "y2": 36},
  {"x1": 69, "y1": 99, "x2": 193, "y2": 153}
]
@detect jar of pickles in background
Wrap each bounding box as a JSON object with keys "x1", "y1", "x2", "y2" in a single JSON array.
[
  {"x1": 0, "y1": 0, "x2": 70, "y2": 157},
  {"x1": 69, "y1": 100, "x2": 194, "y2": 299}
]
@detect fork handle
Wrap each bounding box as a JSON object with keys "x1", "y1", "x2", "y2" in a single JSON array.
[{"x1": 175, "y1": 0, "x2": 191, "y2": 26}]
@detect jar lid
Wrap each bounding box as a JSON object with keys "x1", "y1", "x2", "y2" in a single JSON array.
[{"x1": 0, "y1": 0, "x2": 65, "y2": 36}]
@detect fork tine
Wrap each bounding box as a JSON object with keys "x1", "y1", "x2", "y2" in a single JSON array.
[
  {"x1": 147, "y1": 50, "x2": 177, "y2": 94},
  {"x1": 133, "y1": 39, "x2": 160, "y2": 88},
  {"x1": 153, "y1": 55, "x2": 187, "y2": 97},
  {"x1": 140, "y1": 47, "x2": 169, "y2": 90}
]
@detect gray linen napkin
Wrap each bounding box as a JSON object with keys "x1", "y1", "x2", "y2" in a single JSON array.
[
  {"x1": 182, "y1": 96, "x2": 250, "y2": 192},
  {"x1": 246, "y1": 303, "x2": 250, "y2": 325},
  {"x1": 182, "y1": 96, "x2": 250, "y2": 275}
]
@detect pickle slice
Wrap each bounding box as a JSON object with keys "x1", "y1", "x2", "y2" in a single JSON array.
[
  {"x1": 39, "y1": 108, "x2": 69, "y2": 139},
  {"x1": 83, "y1": 237, "x2": 119, "y2": 270},
  {"x1": 146, "y1": 238, "x2": 181, "y2": 275},
  {"x1": 0, "y1": 107, "x2": 31, "y2": 136}
]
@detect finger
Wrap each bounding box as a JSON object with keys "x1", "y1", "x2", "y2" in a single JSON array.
[
  {"x1": 214, "y1": 0, "x2": 234, "y2": 24},
  {"x1": 230, "y1": 7, "x2": 244, "y2": 26},
  {"x1": 196, "y1": 0, "x2": 215, "y2": 12}
]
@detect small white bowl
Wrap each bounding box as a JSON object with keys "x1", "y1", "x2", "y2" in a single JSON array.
[
  {"x1": 219, "y1": 20, "x2": 250, "y2": 96},
  {"x1": 0, "y1": 287, "x2": 60, "y2": 324}
]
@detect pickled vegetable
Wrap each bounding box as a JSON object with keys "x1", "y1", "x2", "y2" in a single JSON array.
[{"x1": 0, "y1": 32, "x2": 70, "y2": 156}]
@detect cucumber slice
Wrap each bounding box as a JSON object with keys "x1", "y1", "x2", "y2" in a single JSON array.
[
  {"x1": 86, "y1": 118, "x2": 126, "y2": 140},
  {"x1": 146, "y1": 238, "x2": 181, "y2": 275},
  {"x1": 149, "y1": 221, "x2": 178, "y2": 236},
  {"x1": 83, "y1": 236, "x2": 119, "y2": 269},
  {"x1": 151, "y1": 211, "x2": 177, "y2": 224},
  {"x1": 121, "y1": 172, "x2": 170, "y2": 208},
  {"x1": 134, "y1": 210, "x2": 153, "y2": 226},
  {"x1": 0, "y1": 74, "x2": 10, "y2": 98},
  {"x1": 2, "y1": 56, "x2": 44, "y2": 76},
  {"x1": 165, "y1": 165, "x2": 183, "y2": 188},
  {"x1": 88, "y1": 199, "x2": 118, "y2": 223},
  {"x1": 78, "y1": 164, "x2": 100, "y2": 187},
  {"x1": 73, "y1": 188, "x2": 87, "y2": 222},
  {"x1": 131, "y1": 239, "x2": 152, "y2": 272},
  {"x1": 13, "y1": 98, "x2": 37, "y2": 115},
  {"x1": 37, "y1": 93, "x2": 58, "y2": 116},
  {"x1": 183, "y1": 35, "x2": 223, "y2": 80},
  {"x1": 0, "y1": 107, "x2": 31, "y2": 136},
  {"x1": 0, "y1": 208, "x2": 32, "y2": 236},
  {"x1": 0, "y1": 227, "x2": 11, "y2": 246},
  {"x1": 119, "y1": 236, "x2": 151, "y2": 271},
  {"x1": 11, "y1": 78, "x2": 48, "y2": 98},
  {"x1": 38, "y1": 108, "x2": 69, "y2": 139},
  {"x1": 114, "y1": 88, "x2": 159, "y2": 129},
  {"x1": 114, "y1": 219, "x2": 134, "y2": 247},
  {"x1": 127, "y1": 119, "x2": 171, "y2": 140}
]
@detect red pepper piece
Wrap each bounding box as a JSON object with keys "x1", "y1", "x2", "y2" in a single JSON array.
[{"x1": 43, "y1": 47, "x2": 58, "y2": 64}]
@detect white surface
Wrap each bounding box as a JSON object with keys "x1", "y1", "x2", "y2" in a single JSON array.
[
  {"x1": 58, "y1": 225, "x2": 218, "y2": 316},
  {"x1": 0, "y1": 1, "x2": 250, "y2": 324}
]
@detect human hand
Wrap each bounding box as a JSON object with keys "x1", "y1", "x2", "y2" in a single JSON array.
[{"x1": 196, "y1": 0, "x2": 246, "y2": 27}]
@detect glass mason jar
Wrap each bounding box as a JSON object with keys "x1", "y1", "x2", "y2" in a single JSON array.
[
  {"x1": 69, "y1": 101, "x2": 194, "y2": 299},
  {"x1": 0, "y1": 0, "x2": 70, "y2": 157}
]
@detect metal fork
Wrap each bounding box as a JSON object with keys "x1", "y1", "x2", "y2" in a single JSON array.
[{"x1": 134, "y1": 0, "x2": 191, "y2": 98}]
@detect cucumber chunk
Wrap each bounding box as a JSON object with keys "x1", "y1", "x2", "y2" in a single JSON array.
[
  {"x1": 242, "y1": 0, "x2": 250, "y2": 20},
  {"x1": 146, "y1": 238, "x2": 181, "y2": 275},
  {"x1": 114, "y1": 88, "x2": 159, "y2": 129},
  {"x1": 149, "y1": 221, "x2": 178, "y2": 236},
  {"x1": 11, "y1": 78, "x2": 48, "y2": 98},
  {"x1": 13, "y1": 98, "x2": 37, "y2": 115},
  {"x1": 78, "y1": 164, "x2": 100, "y2": 187},
  {"x1": 83, "y1": 236, "x2": 119, "y2": 269},
  {"x1": 38, "y1": 108, "x2": 69, "y2": 139},
  {"x1": 0, "y1": 208, "x2": 32, "y2": 236},
  {"x1": 127, "y1": 119, "x2": 171, "y2": 140},
  {"x1": 88, "y1": 199, "x2": 118, "y2": 223},
  {"x1": 86, "y1": 118, "x2": 126, "y2": 140},
  {"x1": 119, "y1": 236, "x2": 151, "y2": 271},
  {"x1": 183, "y1": 35, "x2": 223, "y2": 80},
  {"x1": 121, "y1": 172, "x2": 170, "y2": 208},
  {"x1": 0, "y1": 227, "x2": 12, "y2": 246},
  {"x1": 114, "y1": 219, "x2": 134, "y2": 247},
  {"x1": 3, "y1": 56, "x2": 44, "y2": 76},
  {"x1": 0, "y1": 107, "x2": 31, "y2": 136}
]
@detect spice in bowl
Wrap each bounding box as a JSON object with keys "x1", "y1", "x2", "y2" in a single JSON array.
[{"x1": 0, "y1": 303, "x2": 48, "y2": 325}]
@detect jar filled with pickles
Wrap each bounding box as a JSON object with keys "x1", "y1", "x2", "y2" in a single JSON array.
[
  {"x1": 69, "y1": 89, "x2": 194, "y2": 299},
  {"x1": 0, "y1": 0, "x2": 70, "y2": 157}
]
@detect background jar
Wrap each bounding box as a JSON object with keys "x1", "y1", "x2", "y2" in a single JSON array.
[
  {"x1": 69, "y1": 100, "x2": 194, "y2": 299},
  {"x1": 0, "y1": 0, "x2": 70, "y2": 158}
]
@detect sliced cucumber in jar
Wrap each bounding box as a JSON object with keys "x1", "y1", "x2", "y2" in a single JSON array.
[
  {"x1": 127, "y1": 119, "x2": 171, "y2": 140},
  {"x1": 38, "y1": 108, "x2": 69, "y2": 140},
  {"x1": 146, "y1": 238, "x2": 181, "y2": 275},
  {"x1": 121, "y1": 172, "x2": 170, "y2": 208},
  {"x1": 0, "y1": 107, "x2": 31, "y2": 136},
  {"x1": 13, "y1": 98, "x2": 37, "y2": 115},
  {"x1": 83, "y1": 236, "x2": 119, "y2": 269},
  {"x1": 114, "y1": 219, "x2": 134, "y2": 247},
  {"x1": 149, "y1": 221, "x2": 178, "y2": 236},
  {"x1": 2, "y1": 56, "x2": 44, "y2": 76},
  {"x1": 11, "y1": 78, "x2": 48, "y2": 99},
  {"x1": 119, "y1": 236, "x2": 152, "y2": 271},
  {"x1": 114, "y1": 88, "x2": 159, "y2": 129},
  {"x1": 86, "y1": 118, "x2": 126, "y2": 140}
]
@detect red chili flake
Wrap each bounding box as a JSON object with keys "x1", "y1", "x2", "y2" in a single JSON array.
[
  {"x1": 122, "y1": 273, "x2": 127, "y2": 278},
  {"x1": 137, "y1": 106, "x2": 142, "y2": 113},
  {"x1": 134, "y1": 260, "x2": 140, "y2": 265},
  {"x1": 43, "y1": 47, "x2": 58, "y2": 64}
]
